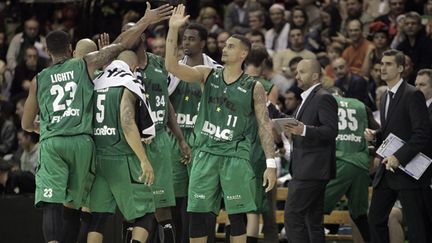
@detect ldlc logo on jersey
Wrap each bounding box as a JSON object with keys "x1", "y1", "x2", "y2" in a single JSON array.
[
  {"x1": 176, "y1": 113, "x2": 197, "y2": 128},
  {"x1": 51, "y1": 107, "x2": 80, "y2": 123},
  {"x1": 202, "y1": 121, "x2": 234, "y2": 141},
  {"x1": 151, "y1": 110, "x2": 165, "y2": 124}
]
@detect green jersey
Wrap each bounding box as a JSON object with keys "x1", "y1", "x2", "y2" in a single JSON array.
[
  {"x1": 136, "y1": 53, "x2": 169, "y2": 132},
  {"x1": 37, "y1": 58, "x2": 93, "y2": 141},
  {"x1": 334, "y1": 96, "x2": 369, "y2": 171},
  {"x1": 93, "y1": 87, "x2": 133, "y2": 155},
  {"x1": 170, "y1": 80, "x2": 201, "y2": 136},
  {"x1": 194, "y1": 68, "x2": 256, "y2": 160},
  {"x1": 248, "y1": 77, "x2": 274, "y2": 173}
]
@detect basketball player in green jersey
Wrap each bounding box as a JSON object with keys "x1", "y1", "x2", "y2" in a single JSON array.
[
  {"x1": 166, "y1": 5, "x2": 277, "y2": 243},
  {"x1": 87, "y1": 51, "x2": 155, "y2": 243},
  {"x1": 21, "y1": 4, "x2": 173, "y2": 243},
  {"x1": 323, "y1": 87, "x2": 379, "y2": 242},
  {"x1": 128, "y1": 22, "x2": 191, "y2": 243},
  {"x1": 244, "y1": 45, "x2": 279, "y2": 243},
  {"x1": 167, "y1": 23, "x2": 222, "y2": 242}
]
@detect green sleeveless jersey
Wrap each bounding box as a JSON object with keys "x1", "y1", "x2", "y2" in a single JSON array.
[
  {"x1": 248, "y1": 77, "x2": 274, "y2": 172},
  {"x1": 334, "y1": 96, "x2": 369, "y2": 171},
  {"x1": 36, "y1": 58, "x2": 93, "y2": 141},
  {"x1": 170, "y1": 80, "x2": 201, "y2": 136},
  {"x1": 92, "y1": 87, "x2": 133, "y2": 155},
  {"x1": 136, "y1": 53, "x2": 169, "y2": 132},
  {"x1": 194, "y1": 68, "x2": 256, "y2": 160}
]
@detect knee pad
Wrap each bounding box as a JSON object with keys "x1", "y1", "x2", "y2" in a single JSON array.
[
  {"x1": 88, "y1": 212, "x2": 111, "y2": 234},
  {"x1": 228, "y1": 213, "x2": 246, "y2": 236},
  {"x1": 189, "y1": 212, "x2": 209, "y2": 238},
  {"x1": 134, "y1": 213, "x2": 155, "y2": 232},
  {"x1": 41, "y1": 202, "x2": 63, "y2": 242}
]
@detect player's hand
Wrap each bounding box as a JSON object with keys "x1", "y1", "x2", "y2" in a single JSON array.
[
  {"x1": 143, "y1": 2, "x2": 173, "y2": 25},
  {"x1": 98, "y1": 33, "x2": 110, "y2": 50},
  {"x1": 139, "y1": 161, "x2": 154, "y2": 186},
  {"x1": 179, "y1": 140, "x2": 192, "y2": 164},
  {"x1": 382, "y1": 155, "x2": 399, "y2": 172},
  {"x1": 364, "y1": 128, "x2": 376, "y2": 142},
  {"x1": 284, "y1": 122, "x2": 305, "y2": 136},
  {"x1": 263, "y1": 168, "x2": 277, "y2": 193},
  {"x1": 169, "y1": 4, "x2": 190, "y2": 29}
]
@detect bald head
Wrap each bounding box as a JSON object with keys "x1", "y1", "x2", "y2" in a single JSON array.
[
  {"x1": 296, "y1": 59, "x2": 322, "y2": 90},
  {"x1": 332, "y1": 57, "x2": 349, "y2": 79},
  {"x1": 118, "y1": 50, "x2": 138, "y2": 71},
  {"x1": 122, "y1": 22, "x2": 136, "y2": 33},
  {"x1": 74, "y1": 39, "x2": 97, "y2": 58},
  {"x1": 302, "y1": 59, "x2": 321, "y2": 76}
]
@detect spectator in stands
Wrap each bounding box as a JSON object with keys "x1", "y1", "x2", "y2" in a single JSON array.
[
  {"x1": 204, "y1": 33, "x2": 221, "y2": 63},
  {"x1": 0, "y1": 31, "x2": 8, "y2": 62},
  {"x1": 262, "y1": 57, "x2": 292, "y2": 96},
  {"x1": 273, "y1": 27, "x2": 316, "y2": 75},
  {"x1": 0, "y1": 158, "x2": 35, "y2": 195},
  {"x1": 10, "y1": 46, "x2": 44, "y2": 101},
  {"x1": 324, "y1": 42, "x2": 344, "y2": 81},
  {"x1": 248, "y1": 9, "x2": 267, "y2": 36},
  {"x1": 375, "y1": 0, "x2": 406, "y2": 39},
  {"x1": 317, "y1": 4, "x2": 343, "y2": 49},
  {"x1": 224, "y1": 0, "x2": 256, "y2": 34},
  {"x1": 296, "y1": 0, "x2": 321, "y2": 31},
  {"x1": 0, "y1": 60, "x2": 7, "y2": 100},
  {"x1": 265, "y1": 4, "x2": 290, "y2": 56},
  {"x1": 342, "y1": 18, "x2": 375, "y2": 76},
  {"x1": 6, "y1": 18, "x2": 47, "y2": 71},
  {"x1": 402, "y1": 54, "x2": 416, "y2": 84},
  {"x1": 342, "y1": 0, "x2": 374, "y2": 35},
  {"x1": 0, "y1": 100, "x2": 17, "y2": 156},
  {"x1": 363, "y1": 22, "x2": 391, "y2": 78},
  {"x1": 217, "y1": 31, "x2": 230, "y2": 52},
  {"x1": 16, "y1": 130, "x2": 38, "y2": 174},
  {"x1": 283, "y1": 86, "x2": 302, "y2": 116},
  {"x1": 397, "y1": 12, "x2": 432, "y2": 78},
  {"x1": 150, "y1": 37, "x2": 166, "y2": 58},
  {"x1": 197, "y1": 7, "x2": 223, "y2": 35},
  {"x1": 332, "y1": 57, "x2": 370, "y2": 106},
  {"x1": 15, "y1": 98, "x2": 25, "y2": 121},
  {"x1": 246, "y1": 30, "x2": 265, "y2": 47}
]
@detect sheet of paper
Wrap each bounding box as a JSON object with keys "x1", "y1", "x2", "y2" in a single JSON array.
[{"x1": 376, "y1": 133, "x2": 432, "y2": 180}]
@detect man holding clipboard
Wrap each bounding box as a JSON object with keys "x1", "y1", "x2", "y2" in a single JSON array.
[{"x1": 365, "y1": 50, "x2": 432, "y2": 243}]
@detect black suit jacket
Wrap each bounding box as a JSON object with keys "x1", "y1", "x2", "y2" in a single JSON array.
[
  {"x1": 374, "y1": 81, "x2": 432, "y2": 189},
  {"x1": 289, "y1": 85, "x2": 338, "y2": 180}
]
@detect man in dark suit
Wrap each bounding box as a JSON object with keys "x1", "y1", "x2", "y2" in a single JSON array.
[
  {"x1": 283, "y1": 59, "x2": 338, "y2": 243},
  {"x1": 365, "y1": 50, "x2": 432, "y2": 243}
]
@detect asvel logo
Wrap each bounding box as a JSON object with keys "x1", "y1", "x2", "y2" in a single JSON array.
[
  {"x1": 194, "y1": 193, "x2": 206, "y2": 199},
  {"x1": 237, "y1": 87, "x2": 247, "y2": 93},
  {"x1": 153, "y1": 190, "x2": 165, "y2": 195},
  {"x1": 202, "y1": 121, "x2": 233, "y2": 141},
  {"x1": 226, "y1": 194, "x2": 241, "y2": 200},
  {"x1": 210, "y1": 82, "x2": 219, "y2": 89}
]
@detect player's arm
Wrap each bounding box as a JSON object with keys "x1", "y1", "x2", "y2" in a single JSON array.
[
  {"x1": 254, "y1": 81, "x2": 277, "y2": 192},
  {"x1": 165, "y1": 4, "x2": 212, "y2": 83},
  {"x1": 167, "y1": 101, "x2": 191, "y2": 163},
  {"x1": 85, "y1": 3, "x2": 173, "y2": 76},
  {"x1": 22, "y1": 77, "x2": 39, "y2": 133},
  {"x1": 120, "y1": 89, "x2": 154, "y2": 186}
]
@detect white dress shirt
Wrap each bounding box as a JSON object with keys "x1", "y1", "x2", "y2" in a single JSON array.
[
  {"x1": 385, "y1": 79, "x2": 403, "y2": 119},
  {"x1": 296, "y1": 83, "x2": 321, "y2": 136}
]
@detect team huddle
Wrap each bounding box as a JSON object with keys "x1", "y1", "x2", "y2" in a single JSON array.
[{"x1": 21, "y1": 3, "x2": 277, "y2": 243}]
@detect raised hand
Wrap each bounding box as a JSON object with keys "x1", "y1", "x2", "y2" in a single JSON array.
[
  {"x1": 142, "y1": 2, "x2": 173, "y2": 25},
  {"x1": 169, "y1": 4, "x2": 190, "y2": 29},
  {"x1": 98, "y1": 33, "x2": 110, "y2": 50}
]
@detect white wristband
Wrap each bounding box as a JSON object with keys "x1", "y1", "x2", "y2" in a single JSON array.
[{"x1": 266, "y1": 158, "x2": 277, "y2": 168}]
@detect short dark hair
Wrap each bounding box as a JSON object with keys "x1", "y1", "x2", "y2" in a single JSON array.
[
  {"x1": 186, "y1": 23, "x2": 208, "y2": 41},
  {"x1": 249, "y1": 30, "x2": 265, "y2": 42},
  {"x1": 289, "y1": 26, "x2": 303, "y2": 36},
  {"x1": 289, "y1": 56, "x2": 303, "y2": 67},
  {"x1": 286, "y1": 85, "x2": 302, "y2": 100},
  {"x1": 46, "y1": 30, "x2": 71, "y2": 56},
  {"x1": 382, "y1": 49, "x2": 405, "y2": 67},
  {"x1": 245, "y1": 45, "x2": 269, "y2": 67},
  {"x1": 231, "y1": 34, "x2": 251, "y2": 52},
  {"x1": 405, "y1": 11, "x2": 421, "y2": 25},
  {"x1": 417, "y1": 69, "x2": 432, "y2": 85}
]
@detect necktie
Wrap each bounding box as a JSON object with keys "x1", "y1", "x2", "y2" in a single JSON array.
[{"x1": 385, "y1": 91, "x2": 394, "y2": 119}]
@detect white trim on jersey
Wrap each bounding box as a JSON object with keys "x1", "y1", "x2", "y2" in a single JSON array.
[{"x1": 167, "y1": 54, "x2": 222, "y2": 95}]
